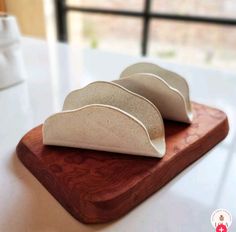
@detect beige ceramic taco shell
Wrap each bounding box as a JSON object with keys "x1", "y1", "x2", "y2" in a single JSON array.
[
  {"x1": 115, "y1": 73, "x2": 192, "y2": 123},
  {"x1": 43, "y1": 104, "x2": 165, "y2": 157},
  {"x1": 119, "y1": 62, "x2": 192, "y2": 123}
]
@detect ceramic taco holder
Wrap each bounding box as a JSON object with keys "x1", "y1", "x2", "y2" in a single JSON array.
[
  {"x1": 16, "y1": 62, "x2": 229, "y2": 224},
  {"x1": 44, "y1": 64, "x2": 192, "y2": 157},
  {"x1": 44, "y1": 80, "x2": 165, "y2": 158}
]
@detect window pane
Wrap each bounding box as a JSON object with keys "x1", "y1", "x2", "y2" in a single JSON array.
[
  {"x1": 149, "y1": 20, "x2": 236, "y2": 70},
  {"x1": 67, "y1": 12, "x2": 142, "y2": 55},
  {"x1": 66, "y1": 0, "x2": 144, "y2": 12},
  {"x1": 151, "y1": 0, "x2": 236, "y2": 19}
]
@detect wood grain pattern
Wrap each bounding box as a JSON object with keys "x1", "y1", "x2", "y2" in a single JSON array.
[{"x1": 16, "y1": 102, "x2": 229, "y2": 224}]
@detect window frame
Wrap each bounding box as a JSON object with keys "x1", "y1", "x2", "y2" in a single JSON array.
[{"x1": 55, "y1": 0, "x2": 236, "y2": 56}]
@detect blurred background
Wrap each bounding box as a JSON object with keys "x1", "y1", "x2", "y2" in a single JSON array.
[{"x1": 1, "y1": 0, "x2": 236, "y2": 71}]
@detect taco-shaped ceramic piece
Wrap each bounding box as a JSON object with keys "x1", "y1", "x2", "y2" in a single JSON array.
[
  {"x1": 43, "y1": 104, "x2": 165, "y2": 157},
  {"x1": 118, "y1": 62, "x2": 192, "y2": 123},
  {"x1": 63, "y1": 81, "x2": 164, "y2": 139},
  {"x1": 44, "y1": 81, "x2": 165, "y2": 157}
]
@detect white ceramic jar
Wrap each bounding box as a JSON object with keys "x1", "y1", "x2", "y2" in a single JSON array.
[{"x1": 0, "y1": 13, "x2": 25, "y2": 89}]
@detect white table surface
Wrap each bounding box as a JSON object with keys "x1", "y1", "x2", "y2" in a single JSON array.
[{"x1": 0, "y1": 37, "x2": 235, "y2": 232}]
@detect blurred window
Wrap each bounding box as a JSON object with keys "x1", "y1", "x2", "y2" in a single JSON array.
[{"x1": 55, "y1": 0, "x2": 236, "y2": 70}]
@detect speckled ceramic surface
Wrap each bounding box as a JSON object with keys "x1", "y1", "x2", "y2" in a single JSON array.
[
  {"x1": 63, "y1": 81, "x2": 164, "y2": 141},
  {"x1": 119, "y1": 62, "x2": 192, "y2": 123},
  {"x1": 43, "y1": 104, "x2": 165, "y2": 157},
  {"x1": 45, "y1": 80, "x2": 166, "y2": 157}
]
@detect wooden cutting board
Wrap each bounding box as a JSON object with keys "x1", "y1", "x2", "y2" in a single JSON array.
[{"x1": 16, "y1": 102, "x2": 229, "y2": 224}]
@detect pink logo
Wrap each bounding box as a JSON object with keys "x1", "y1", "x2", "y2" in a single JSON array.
[{"x1": 211, "y1": 209, "x2": 232, "y2": 232}]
